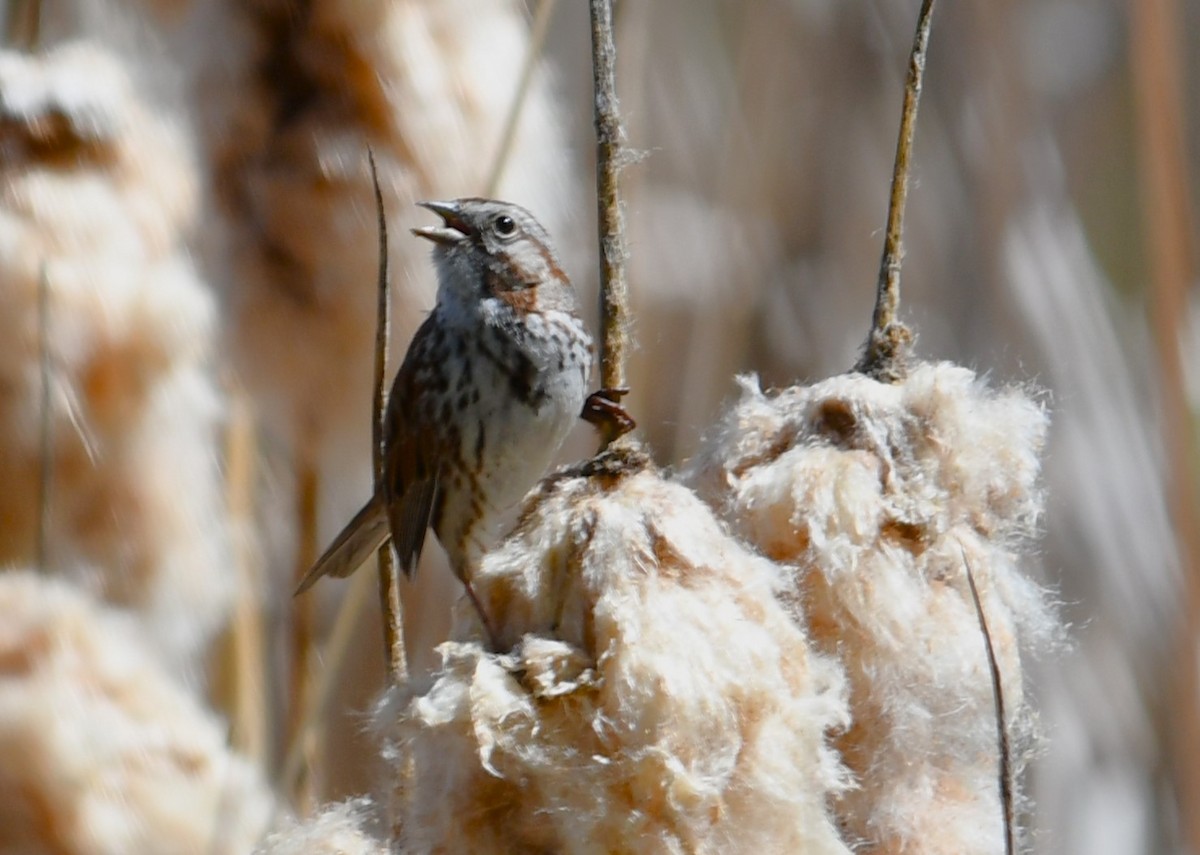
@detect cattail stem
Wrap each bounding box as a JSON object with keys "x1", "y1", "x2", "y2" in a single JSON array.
[
  {"x1": 288, "y1": 452, "x2": 320, "y2": 809},
  {"x1": 368, "y1": 150, "x2": 408, "y2": 684},
  {"x1": 855, "y1": 0, "x2": 937, "y2": 382},
  {"x1": 369, "y1": 150, "x2": 412, "y2": 844},
  {"x1": 589, "y1": 0, "x2": 631, "y2": 406},
  {"x1": 277, "y1": 568, "x2": 373, "y2": 814},
  {"x1": 962, "y1": 549, "x2": 1013, "y2": 855},
  {"x1": 224, "y1": 384, "x2": 269, "y2": 767}
]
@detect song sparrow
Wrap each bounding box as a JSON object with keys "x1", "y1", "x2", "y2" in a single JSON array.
[{"x1": 295, "y1": 198, "x2": 630, "y2": 643}]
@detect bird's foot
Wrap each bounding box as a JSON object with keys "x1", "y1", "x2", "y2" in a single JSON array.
[{"x1": 582, "y1": 387, "x2": 635, "y2": 442}]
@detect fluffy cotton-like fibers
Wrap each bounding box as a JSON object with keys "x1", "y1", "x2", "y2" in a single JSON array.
[
  {"x1": 377, "y1": 455, "x2": 852, "y2": 854},
  {"x1": 0, "y1": 44, "x2": 233, "y2": 665},
  {"x1": 254, "y1": 800, "x2": 386, "y2": 855},
  {"x1": 0, "y1": 571, "x2": 273, "y2": 854},
  {"x1": 683, "y1": 362, "x2": 1058, "y2": 854}
]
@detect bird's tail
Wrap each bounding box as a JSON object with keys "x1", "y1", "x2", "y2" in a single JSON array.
[{"x1": 294, "y1": 493, "x2": 389, "y2": 595}]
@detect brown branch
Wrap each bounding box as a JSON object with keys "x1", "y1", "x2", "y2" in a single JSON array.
[
  {"x1": 368, "y1": 149, "x2": 407, "y2": 684},
  {"x1": 589, "y1": 0, "x2": 633, "y2": 445},
  {"x1": 962, "y1": 548, "x2": 1013, "y2": 855},
  {"x1": 855, "y1": 0, "x2": 937, "y2": 382}
]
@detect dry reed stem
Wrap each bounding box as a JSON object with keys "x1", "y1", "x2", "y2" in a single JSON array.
[
  {"x1": 963, "y1": 549, "x2": 1013, "y2": 855},
  {"x1": 1130, "y1": 0, "x2": 1200, "y2": 847},
  {"x1": 485, "y1": 0, "x2": 560, "y2": 197},
  {"x1": 288, "y1": 455, "x2": 320, "y2": 809},
  {"x1": 224, "y1": 384, "x2": 268, "y2": 767},
  {"x1": 853, "y1": 2, "x2": 1019, "y2": 845},
  {"x1": 368, "y1": 147, "x2": 412, "y2": 844},
  {"x1": 854, "y1": 0, "x2": 936, "y2": 382},
  {"x1": 278, "y1": 568, "x2": 375, "y2": 810},
  {"x1": 367, "y1": 151, "x2": 407, "y2": 684},
  {"x1": 590, "y1": 0, "x2": 632, "y2": 429}
]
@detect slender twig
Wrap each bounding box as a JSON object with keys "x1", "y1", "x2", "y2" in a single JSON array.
[
  {"x1": 589, "y1": 0, "x2": 632, "y2": 427},
  {"x1": 287, "y1": 453, "x2": 320, "y2": 809},
  {"x1": 35, "y1": 263, "x2": 52, "y2": 571},
  {"x1": 855, "y1": 0, "x2": 937, "y2": 382},
  {"x1": 222, "y1": 384, "x2": 268, "y2": 768},
  {"x1": 276, "y1": 567, "x2": 374, "y2": 815},
  {"x1": 962, "y1": 548, "x2": 1013, "y2": 855},
  {"x1": 1130, "y1": 0, "x2": 1200, "y2": 847},
  {"x1": 484, "y1": 0, "x2": 560, "y2": 197},
  {"x1": 368, "y1": 149, "x2": 408, "y2": 683},
  {"x1": 369, "y1": 150, "x2": 413, "y2": 844}
]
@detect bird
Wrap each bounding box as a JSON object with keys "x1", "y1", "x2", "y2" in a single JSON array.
[{"x1": 295, "y1": 197, "x2": 628, "y2": 644}]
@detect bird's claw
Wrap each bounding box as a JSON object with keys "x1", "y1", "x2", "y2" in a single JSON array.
[{"x1": 582, "y1": 387, "x2": 636, "y2": 441}]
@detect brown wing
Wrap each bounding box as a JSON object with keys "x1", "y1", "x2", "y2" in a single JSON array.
[{"x1": 383, "y1": 314, "x2": 443, "y2": 576}]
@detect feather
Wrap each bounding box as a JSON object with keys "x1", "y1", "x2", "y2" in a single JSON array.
[{"x1": 294, "y1": 493, "x2": 390, "y2": 595}]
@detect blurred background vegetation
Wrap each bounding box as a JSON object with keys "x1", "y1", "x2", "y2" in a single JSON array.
[{"x1": 1, "y1": 0, "x2": 1197, "y2": 852}]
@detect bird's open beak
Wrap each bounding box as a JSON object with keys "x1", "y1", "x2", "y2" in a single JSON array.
[{"x1": 412, "y1": 200, "x2": 472, "y2": 245}]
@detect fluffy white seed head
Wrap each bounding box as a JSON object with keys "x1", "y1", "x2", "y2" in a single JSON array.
[
  {"x1": 253, "y1": 800, "x2": 386, "y2": 855},
  {"x1": 377, "y1": 458, "x2": 853, "y2": 854},
  {"x1": 0, "y1": 571, "x2": 273, "y2": 854},
  {"x1": 683, "y1": 362, "x2": 1059, "y2": 854},
  {"x1": 0, "y1": 43, "x2": 233, "y2": 666}
]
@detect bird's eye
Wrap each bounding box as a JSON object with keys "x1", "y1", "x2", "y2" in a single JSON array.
[{"x1": 494, "y1": 215, "x2": 516, "y2": 237}]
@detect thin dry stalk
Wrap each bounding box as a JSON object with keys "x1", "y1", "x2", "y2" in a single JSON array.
[
  {"x1": 963, "y1": 549, "x2": 1013, "y2": 855},
  {"x1": 1130, "y1": 0, "x2": 1200, "y2": 847},
  {"x1": 223, "y1": 384, "x2": 269, "y2": 767},
  {"x1": 287, "y1": 454, "x2": 320, "y2": 809},
  {"x1": 484, "y1": 0, "x2": 560, "y2": 197},
  {"x1": 368, "y1": 148, "x2": 412, "y2": 844},
  {"x1": 854, "y1": 0, "x2": 936, "y2": 382},
  {"x1": 589, "y1": 0, "x2": 632, "y2": 411},
  {"x1": 35, "y1": 263, "x2": 51, "y2": 571},
  {"x1": 368, "y1": 151, "x2": 407, "y2": 684},
  {"x1": 278, "y1": 567, "x2": 374, "y2": 806}
]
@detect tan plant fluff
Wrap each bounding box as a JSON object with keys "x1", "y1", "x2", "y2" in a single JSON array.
[
  {"x1": 0, "y1": 571, "x2": 273, "y2": 854},
  {"x1": 254, "y1": 800, "x2": 386, "y2": 855},
  {"x1": 378, "y1": 454, "x2": 852, "y2": 854},
  {"x1": 682, "y1": 361, "x2": 1059, "y2": 854},
  {"x1": 0, "y1": 43, "x2": 233, "y2": 665}
]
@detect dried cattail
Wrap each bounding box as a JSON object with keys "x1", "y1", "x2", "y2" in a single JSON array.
[
  {"x1": 0, "y1": 570, "x2": 273, "y2": 854},
  {"x1": 377, "y1": 450, "x2": 852, "y2": 854},
  {"x1": 683, "y1": 362, "x2": 1060, "y2": 854},
  {"x1": 0, "y1": 42, "x2": 233, "y2": 666}
]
